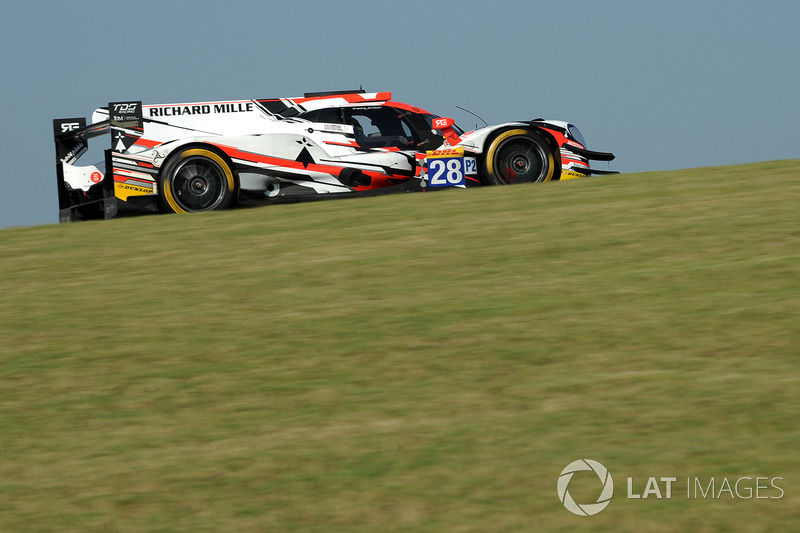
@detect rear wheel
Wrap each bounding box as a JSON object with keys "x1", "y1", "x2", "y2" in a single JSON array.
[
  {"x1": 481, "y1": 129, "x2": 557, "y2": 185},
  {"x1": 159, "y1": 147, "x2": 236, "y2": 213}
]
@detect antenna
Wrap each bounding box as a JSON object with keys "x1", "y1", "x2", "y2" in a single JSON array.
[{"x1": 456, "y1": 106, "x2": 488, "y2": 129}]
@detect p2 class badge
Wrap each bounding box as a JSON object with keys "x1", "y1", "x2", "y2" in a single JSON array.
[{"x1": 426, "y1": 147, "x2": 466, "y2": 188}]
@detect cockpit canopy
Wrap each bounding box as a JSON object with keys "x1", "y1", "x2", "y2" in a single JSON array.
[{"x1": 298, "y1": 105, "x2": 456, "y2": 150}]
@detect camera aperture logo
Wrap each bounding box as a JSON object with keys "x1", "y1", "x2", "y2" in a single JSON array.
[
  {"x1": 557, "y1": 459, "x2": 614, "y2": 516},
  {"x1": 558, "y1": 459, "x2": 785, "y2": 517}
]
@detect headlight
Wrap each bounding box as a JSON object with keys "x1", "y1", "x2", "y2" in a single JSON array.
[{"x1": 567, "y1": 124, "x2": 587, "y2": 148}]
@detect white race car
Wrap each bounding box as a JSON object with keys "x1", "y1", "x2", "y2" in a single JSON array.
[{"x1": 53, "y1": 90, "x2": 616, "y2": 221}]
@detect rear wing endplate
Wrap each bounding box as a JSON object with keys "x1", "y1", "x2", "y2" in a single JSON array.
[{"x1": 53, "y1": 101, "x2": 142, "y2": 222}]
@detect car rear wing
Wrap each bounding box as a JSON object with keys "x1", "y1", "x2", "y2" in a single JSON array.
[{"x1": 53, "y1": 101, "x2": 143, "y2": 222}]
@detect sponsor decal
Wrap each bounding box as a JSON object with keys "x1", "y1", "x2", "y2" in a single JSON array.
[
  {"x1": 53, "y1": 118, "x2": 86, "y2": 149},
  {"x1": 90, "y1": 172, "x2": 103, "y2": 183},
  {"x1": 109, "y1": 101, "x2": 143, "y2": 153},
  {"x1": 561, "y1": 170, "x2": 586, "y2": 180},
  {"x1": 427, "y1": 147, "x2": 464, "y2": 158},
  {"x1": 60, "y1": 122, "x2": 82, "y2": 133},
  {"x1": 148, "y1": 102, "x2": 254, "y2": 117},
  {"x1": 149, "y1": 104, "x2": 211, "y2": 117},
  {"x1": 114, "y1": 182, "x2": 154, "y2": 201},
  {"x1": 60, "y1": 144, "x2": 88, "y2": 165},
  {"x1": 426, "y1": 147, "x2": 465, "y2": 187},
  {"x1": 431, "y1": 117, "x2": 456, "y2": 130},
  {"x1": 110, "y1": 101, "x2": 142, "y2": 126}
]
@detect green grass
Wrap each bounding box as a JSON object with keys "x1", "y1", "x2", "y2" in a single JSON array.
[{"x1": 1, "y1": 161, "x2": 799, "y2": 531}]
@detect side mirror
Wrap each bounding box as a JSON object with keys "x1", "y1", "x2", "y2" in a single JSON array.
[{"x1": 431, "y1": 117, "x2": 461, "y2": 146}]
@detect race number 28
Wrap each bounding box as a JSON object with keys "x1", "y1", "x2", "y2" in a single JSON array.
[{"x1": 428, "y1": 157, "x2": 465, "y2": 187}]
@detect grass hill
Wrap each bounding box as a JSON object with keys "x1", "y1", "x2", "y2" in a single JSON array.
[{"x1": 1, "y1": 161, "x2": 798, "y2": 531}]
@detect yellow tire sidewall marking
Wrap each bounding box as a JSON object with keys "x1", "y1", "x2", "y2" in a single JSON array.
[
  {"x1": 163, "y1": 148, "x2": 235, "y2": 214},
  {"x1": 485, "y1": 129, "x2": 555, "y2": 183}
]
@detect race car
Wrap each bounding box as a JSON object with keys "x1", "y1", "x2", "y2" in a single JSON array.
[{"x1": 53, "y1": 90, "x2": 616, "y2": 221}]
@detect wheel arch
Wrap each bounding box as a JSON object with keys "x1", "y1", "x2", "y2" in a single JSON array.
[
  {"x1": 527, "y1": 126, "x2": 562, "y2": 181},
  {"x1": 157, "y1": 141, "x2": 241, "y2": 193}
]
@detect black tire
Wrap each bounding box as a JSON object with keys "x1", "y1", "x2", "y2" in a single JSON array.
[
  {"x1": 481, "y1": 129, "x2": 558, "y2": 185},
  {"x1": 159, "y1": 147, "x2": 237, "y2": 213}
]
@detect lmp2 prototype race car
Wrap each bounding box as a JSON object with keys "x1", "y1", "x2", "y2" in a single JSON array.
[{"x1": 53, "y1": 90, "x2": 616, "y2": 221}]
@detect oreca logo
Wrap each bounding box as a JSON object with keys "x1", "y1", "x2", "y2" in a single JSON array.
[{"x1": 558, "y1": 459, "x2": 614, "y2": 516}]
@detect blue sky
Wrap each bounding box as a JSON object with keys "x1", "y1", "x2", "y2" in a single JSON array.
[{"x1": 1, "y1": 0, "x2": 797, "y2": 228}]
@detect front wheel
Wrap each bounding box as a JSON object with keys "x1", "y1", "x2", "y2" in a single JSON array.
[
  {"x1": 159, "y1": 147, "x2": 237, "y2": 213},
  {"x1": 481, "y1": 129, "x2": 557, "y2": 185}
]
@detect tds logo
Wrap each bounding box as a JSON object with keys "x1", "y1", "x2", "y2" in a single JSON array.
[{"x1": 112, "y1": 102, "x2": 138, "y2": 114}]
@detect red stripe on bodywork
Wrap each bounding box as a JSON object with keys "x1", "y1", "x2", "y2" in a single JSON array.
[
  {"x1": 113, "y1": 174, "x2": 154, "y2": 185},
  {"x1": 210, "y1": 142, "x2": 408, "y2": 189},
  {"x1": 324, "y1": 140, "x2": 359, "y2": 148},
  {"x1": 134, "y1": 138, "x2": 161, "y2": 148},
  {"x1": 211, "y1": 143, "x2": 345, "y2": 175},
  {"x1": 292, "y1": 92, "x2": 392, "y2": 105},
  {"x1": 561, "y1": 157, "x2": 589, "y2": 167},
  {"x1": 387, "y1": 101, "x2": 433, "y2": 115},
  {"x1": 539, "y1": 127, "x2": 586, "y2": 152}
]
